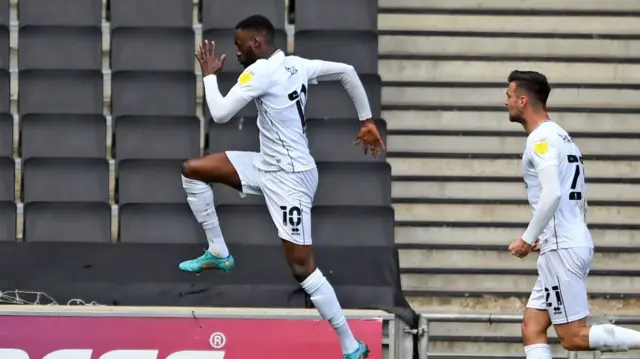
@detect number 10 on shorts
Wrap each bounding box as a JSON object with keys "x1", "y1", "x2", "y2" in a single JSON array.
[{"x1": 280, "y1": 206, "x2": 302, "y2": 235}]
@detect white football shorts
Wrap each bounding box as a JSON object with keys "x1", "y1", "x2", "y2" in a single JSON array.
[
  {"x1": 226, "y1": 151, "x2": 317, "y2": 246},
  {"x1": 526, "y1": 246, "x2": 594, "y2": 324}
]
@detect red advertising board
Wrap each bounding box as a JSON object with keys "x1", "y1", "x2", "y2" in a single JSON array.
[{"x1": 0, "y1": 315, "x2": 382, "y2": 359}]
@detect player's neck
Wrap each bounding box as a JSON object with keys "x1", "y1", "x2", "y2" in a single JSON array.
[
  {"x1": 257, "y1": 47, "x2": 278, "y2": 60},
  {"x1": 524, "y1": 113, "x2": 550, "y2": 134}
]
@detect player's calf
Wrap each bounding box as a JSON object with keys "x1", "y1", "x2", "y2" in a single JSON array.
[
  {"x1": 555, "y1": 320, "x2": 640, "y2": 352},
  {"x1": 521, "y1": 308, "x2": 553, "y2": 359}
]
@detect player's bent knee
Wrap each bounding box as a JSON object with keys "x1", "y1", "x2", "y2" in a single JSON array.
[
  {"x1": 182, "y1": 159, "x2": 203, "y2": 179},
  {"x1": 558, "y1": 334, "x2": 585, "y2": 351}
]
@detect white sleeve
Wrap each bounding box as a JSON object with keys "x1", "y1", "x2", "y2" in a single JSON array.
[
  {"x1": 521, "y1": 164, "x2": 562, "y2": 245},
  {"x1": 302, "y1": 59, "x2": 372, "y2": 121},
  {"x1": 203, "y1": 67, "x2": 268, "y2": 124}
]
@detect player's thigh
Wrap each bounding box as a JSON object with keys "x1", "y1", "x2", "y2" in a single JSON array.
[
  {"x1": 524, "y1": 274, "x2": 552, "y2": 344},
  {"x1": 260, "y1": 168, "x2": 317, "y2": 247},
  {"x1": 540, "y1": 248, "x2": 592, "y2": 326},
  {"x1": 182, "y1": 152, "x2": 243, "y2": 190}
]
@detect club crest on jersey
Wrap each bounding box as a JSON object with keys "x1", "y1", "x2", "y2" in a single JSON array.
[
  {"x1": 534, "y1": 139, "x2": 548, "y2": 155},
  {"x1": 238, "y1": 71, "x2": 253, "y2": 85}
]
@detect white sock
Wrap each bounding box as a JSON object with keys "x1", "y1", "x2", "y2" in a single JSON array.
[
  {"x1": 181, "y1": 175, "x2": 229, "y2": 258},
  {"x1": 589, "y1": 324, "x2": 640, "y2": 352},
  {"x1": 524, "y1": 343, "x2": 552, "y2": 359},
  {"x1": 301, "y1": 268, "x2": 359, "y2": 354}
]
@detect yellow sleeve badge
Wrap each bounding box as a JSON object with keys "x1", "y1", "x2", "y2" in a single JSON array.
[
  {"x1": 533, "y1": 139, "x2": 549, "y2": 155},
  {"x1": 238, "y1": 71, "x2": 253, "y2": 85}
]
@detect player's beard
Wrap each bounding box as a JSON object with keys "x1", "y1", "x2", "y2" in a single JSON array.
[
  {"x1": 239, "y1": 49, "x2": 258, "y2": 68},
  {"x1": 509, "y1": 112, "x2": 525, "y2": 125}
]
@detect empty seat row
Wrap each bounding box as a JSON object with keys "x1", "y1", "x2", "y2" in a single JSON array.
[
  {"x1": 0, "y1": 157, "x2": 391, "y2": 205},
  {"x1": 0, "y1": 202, "x2": 393, "y2": 245}
]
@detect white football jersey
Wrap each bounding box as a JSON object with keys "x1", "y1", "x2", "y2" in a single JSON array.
[
  {"x1": 521, "y1": 121, "x2": 594, "y2": 253},
  {"x1": 231, "y1": 50, "x2": 327, "y2": 173}
]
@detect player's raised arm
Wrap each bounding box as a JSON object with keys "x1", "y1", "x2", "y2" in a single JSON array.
[
  {"x1": 301, "y1": 58, "x2": 385, "y2": 157},
  {"x1": 197, "y1": 40, "x2": 265, "y2": 124},
  {"x1": 521, "y1": 135, "x2": 563, "y2": 245}
]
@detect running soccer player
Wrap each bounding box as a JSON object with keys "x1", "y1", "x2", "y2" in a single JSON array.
[
  {"x1": 180, "y1": 15, "x2": 383, "y2": 359},
  {"x1": 506, "y1": 70, "x2": 640, "y2": 358}
]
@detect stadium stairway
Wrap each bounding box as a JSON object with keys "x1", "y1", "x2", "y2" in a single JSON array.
[{"x1": 378, "y1": 0, "x2": 640, "y2": 322}]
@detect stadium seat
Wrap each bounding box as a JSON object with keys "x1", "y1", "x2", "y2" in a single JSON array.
[
  {"x1": 19, "y1": 0, "x2": 102, "y2": 26},
  {"x1": 0, "y1": 0, "x2": 8, "y2": 27},
  {"x1": 118, "y1": 203, "x2": 204, "y2": 243},
  {"x1": 201, "y1": 29, "x2": 288, "y2": 75},
  {"x1": 19, "y1": 71, "x2": 103, "y2": 114},
  {"x1": 207, "y1": 117, "x2": 260, "y2": 154},
  {"x1": 295, "y1": 0, "x2": 377, "y2": 31},
  {"x1": 312, "y1": 206, "x2": 394, "y2": 246},
  {"x1": 213, "y1": 183, "x2": 265, "y2": 206},
  {"x1": 111, "y1": 72, "x2": 196, "y2": 116},
  {"x1": 22, "y1": 158, "x2": 109, "y2": 203},
  {"x1": 110, "y1": 28, "x2": 195, "y2": 72},
  {"x1": 216, "y1": 204, "x2": 279, "y2": 245},
  {"x1": 305, "y1": 75, "x2": 382, "y2": 119},
  {"x1": 306, "y1": 118, "x2": 387, "y2": 162},
  {"x1": 0, "y1": 201, "x2": 15, "y2": 241},
  {"x1": 0, "y1": 70, "x2": 9, "y2": 113},
  {"x1": 20, "y1": 114, "x2": 106, "y2": 160},
  {"x1": 109, "y1": 0, "x2": 192, "y2": 28},
  {"x1": 23, "y1": 202, "x2": 111, "y2": 242},
  {"x1": 113, "y1": 115, "x2": 200, "y2": 160},
  {"x1": 202, "y1": 0, "x2": 286, "y2": 31},
  {"x1": 116, "y1": 159, "x2": 186, "y2": 204},
  {"x1": 204, "y1": 73, "x2": 257, "y2": 120},
  {"x1": 0, "y1": 25, "x2": 8, "y2": 71},
  {"x1": 18, "y1": 27, "x2": 102, "y2": 70},
  {"x1": 315, "y1": 162, "x2": 391, "y2": 206},
  {"x1": 294, "y1": 31, "x2": 378, "y2": 75},
  {"x1": 0, "y1": 113, "x2": 12, "y2": 158},
  {"x1": 0, "y1": 157, "x2": 14, "y2": 202}
]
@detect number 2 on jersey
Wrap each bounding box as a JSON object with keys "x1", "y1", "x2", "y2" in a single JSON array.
[
  {"x1": 288, "y1": 84, "x2": 307, "y2": 133},
  {"x1": 567, "y1": 154, "x2": 583, "y2": 200}
]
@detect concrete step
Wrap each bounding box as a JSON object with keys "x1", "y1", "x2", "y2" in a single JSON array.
[
  {"x1": 379, "y1": 35, "x2": 640, "y2": 59},
  {"x1": 378, "y1": 13, "x2": 640, "y2": 34},
  {"x1": 392, "y1": 180, "x2": 640, "y2": 202},
  {"x1": 398, "y1": 247, "x2": 640, "y2": 271},
  {"x1": 401, "y1": 272, "x2": 640, "y2": 295},
  {"x1": 387, "y1": 157, "x2": 640, "y2": 179},
  {"x1": 382, "y1": 85, "x2": 640, "y2": 110},
  {"x1": 378, "y1": 0, "x2": 640, "y2": 11},
  {"x1": 382, "y1": 111, "x2": 640, "y2": 134},
  {"x1": 392, "y1": 202, "x2": 640, "y2": 224},
  {"x1": 396, "y1": 226, "x2": 640, "y2": 248},
  {"x1": 428, "y1": 340, "x2": 569, "y2": 357},
  {"x1": 387, "y1": 133, "x2": 640, "y2": 155},
  {"x1": 380, "y1": 59, "x2": 640, "y2": 84},
  {"x1": 407, "y1": 296, "x2": 640, "y2": 315}
]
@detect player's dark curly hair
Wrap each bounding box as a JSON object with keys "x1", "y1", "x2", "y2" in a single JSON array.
[
  {"x1": 235, "y1": 15, "x2": 275, "y2": 43},
  {"x1": 508, "y1": 70, "x2": 551, "y2": 108}
]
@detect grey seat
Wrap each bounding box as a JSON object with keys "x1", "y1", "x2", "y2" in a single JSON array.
[
  {"x1": 315, "y1": 162, "x2": 391, "y2": 206},
  {"x1": 20, "y1": 114, "x2": 106, "y2": 160},
  {"x1": 201, "y1": 29, "x2": 288, "y2": 74},
  {"x1": 0, "y1": 26, "x2": 8, "y2": 70},
  {"x1": 19, "y1": 70, "x2": 103, "y2": 114},
  {"x1": 207, "y1": 117, "x2": 259, "y2": 154},
  {"x1": 0, "y1": 201, "x2": 16, "y2": 241},
  {"x1": 111, "y1": 28, "x2": 195, "y2": 72},
  {"x1": 0, "y1": 113, "x2": 12, "y2": 158},
  {"x1": 111, "y1": 71, "x2": 196, "y2": 116},
  {"x1": 294, "y1": 31, "x2": 378, "y2": 74},
  {"x1": 0, "y1": 70, "x2": 9, "y2": 113},
  {"x1": 312, "y1": 206, "x2": 394, "y2": 246},
  {"x1": 109, "y1": 0, "x2": 192, "y2": 28},
  {"x1": 23, "y1": 202, "x2": 111, "y2": 242},
  {"x1": 19, "y1": 0, "x2": 101, "y2": 26},
  {"x1": 216, "y1": 204, "x2": 279, "y2": 245},
  {"x1": 306, "y1": 118, "x2": 387, "y2": 162},
  {"x1": 202, "y1": 0, "x2": 285, "y2": 31},
  {"x1": 204, "y1": 73, "x2": 257, "y2": 120},
  {"x1": 305, "y1": 75, "x2": 381, "y2": 119},
  {"x1": 113, "y1": 115, "x2": 200, "y2": 160},
  {"x1": 0, "y1": 0, "x2": 8, "y2": 27},
  {"x1": 213, "y1": 183, "x2": 265, "y2": 206},
  {"x1": 117, "y1": 159, "x2": 185, "y2": 204},
  {"x1": 0, "y1": 157, "x2": 14, "y2": 201},
  {"x1": 295, "y1": 0, "x2": 377, "y2": 31},
  {"x1": 22, "y1": 158, "x2": 109, "y2": 203},
  {"x1": 19, "y1": 27, "x2": 102, "y2": 70},
  {"x1": 118, "y1": 203, "x2": 204, "y2": 243}
]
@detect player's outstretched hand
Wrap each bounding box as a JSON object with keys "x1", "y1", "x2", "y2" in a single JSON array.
[
  {"x1": 355, "y1": 119, "x2": 386, "y2": 158},
  {"x1": 196, "y1": 40, "x2": 226, "y2": 77},
  {"x1": 508, "y1": 237, "x2": 533, "y2": 259}
]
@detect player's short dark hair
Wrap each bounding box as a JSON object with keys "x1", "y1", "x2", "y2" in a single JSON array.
[
  {"x1": 235, "y1": 15, "x2": 275, "y2": 42},
  {"x1": 508, "y1": 70, "x2": 551, "y2": 107}
]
